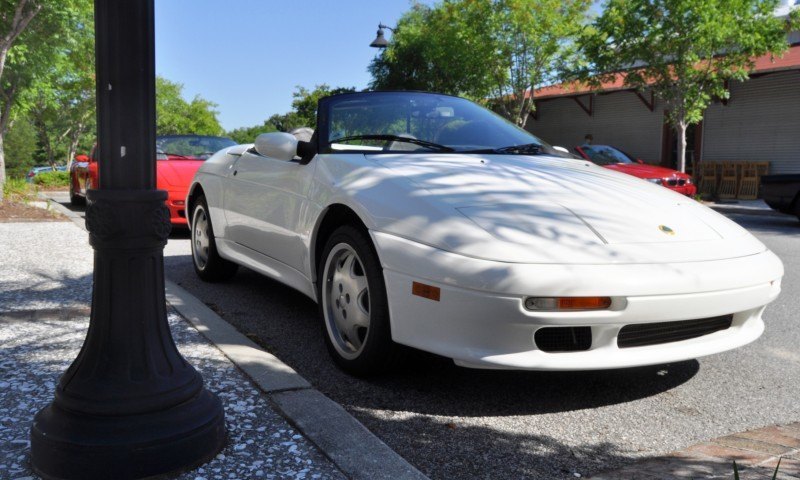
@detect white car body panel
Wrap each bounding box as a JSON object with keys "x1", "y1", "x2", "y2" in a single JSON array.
[{"x1": 189, "y1": 144, "x2": 783, "y2": 370}]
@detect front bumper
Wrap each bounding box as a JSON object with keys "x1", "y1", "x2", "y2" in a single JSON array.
[
  {"x1": 165, "y1": 190, "x2": 188, "y2": 226},
  {"x1": 665, "y1": 183, "x2": 697, "y2": 196},
  {"x1": 372, "y1": 231, "x2": 783, "y2": 370}
]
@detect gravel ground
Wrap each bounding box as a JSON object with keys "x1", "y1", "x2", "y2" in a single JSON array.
[
  {"x1": 0, "y1": 222, "x2": 344, "y2": 480},
  {"x1": 154, "y1": 211, "x2": 800, "y2": 479}
]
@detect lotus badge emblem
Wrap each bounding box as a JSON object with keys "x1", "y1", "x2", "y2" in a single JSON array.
[{"x1": 659, "y1": 225, "x2": 676, "y2": 235}]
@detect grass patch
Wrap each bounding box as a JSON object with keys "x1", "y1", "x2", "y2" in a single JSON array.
[{"x1": 2, "y1": 177, "x2": 37, "y2": 202}]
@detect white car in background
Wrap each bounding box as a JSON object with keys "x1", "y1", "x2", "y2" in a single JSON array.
[{"x1": 187, "y1": 91, "x2": 782, "y2": 375}]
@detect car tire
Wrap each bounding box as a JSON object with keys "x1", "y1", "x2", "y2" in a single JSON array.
[
  {"x1": 318, "y1": 225, "x2": 404, "y2": 375},
  {"x1": 69, "y1": 178, "x2": 85, "y2": 206},
  {"x1": 191, "y1": 195, "x2": 238, "y2": 282}
]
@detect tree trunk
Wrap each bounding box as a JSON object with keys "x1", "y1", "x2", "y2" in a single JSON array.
[
  {"x1": 66, "y1": 121, "x2": 85, "y2": 169},
  {"x1": 0, "y1": 133, "x2": 6, "y2": 195},
  {"x1": 676, "y1": 121, "x2": 688, "y2": 173}
]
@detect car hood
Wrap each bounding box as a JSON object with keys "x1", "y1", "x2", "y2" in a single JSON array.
[
  {"x1": 604, "y1": 163, "x2": 690, "y2": 179},
  {"x1": 157, "y1": 159, "x2": 205, "y2": 188},
  {"x1": 357, "y1": 153, "x2": 763, "y2": 264}
]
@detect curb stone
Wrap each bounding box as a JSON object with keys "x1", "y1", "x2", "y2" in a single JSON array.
[
  {"x1": 166, "y1": 279, "x2": 428, "y2": 480},
  {"x1": 589, "y1": 422, "x2": 800, "y2": 479},
  {"x1": 42, "y1": 205, "x2": 428, "y2": 480},
  {"x1": 39, "y1": 192, "x2": 86, "y2": 229}
]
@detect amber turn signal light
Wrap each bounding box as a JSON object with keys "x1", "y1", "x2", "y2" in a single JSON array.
[
  {"x1": 412, "y1": 281, "x2": 441, "y2": 301},
  {"x1": 524, "y1": 296, "x2": 612, "y2": 311}
]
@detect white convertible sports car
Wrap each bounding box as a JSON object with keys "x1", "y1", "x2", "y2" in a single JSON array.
[{"x1": 187, "y1": 91, "x2": 783, "y2": 375}]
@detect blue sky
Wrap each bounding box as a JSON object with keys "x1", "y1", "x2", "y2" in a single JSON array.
[{"x1": 155, "y1": 1, "x2": 418, "y2": 130}]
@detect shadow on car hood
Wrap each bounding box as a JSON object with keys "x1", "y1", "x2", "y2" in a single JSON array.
[{"x1": 364, "y1": 153, "x2": 763, "y2": 264}]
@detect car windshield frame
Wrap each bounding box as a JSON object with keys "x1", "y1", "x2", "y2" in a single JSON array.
[
  {"x1": 316, "y1": 91, "x2": 567, "y2": 157},
  {"x1": 155, "y1": 135, "x2": 237, "y2": 160}
]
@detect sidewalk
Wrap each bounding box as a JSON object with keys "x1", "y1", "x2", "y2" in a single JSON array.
[
  {"x1": 590, "y1": 423, "x2": 800, "y2": 479},
  {"x1": 702, "y1": 199, "x2": 785, "y2": 217},
  {"x1": 0, "y1": 220, "x2": 424, "y2": 480}
]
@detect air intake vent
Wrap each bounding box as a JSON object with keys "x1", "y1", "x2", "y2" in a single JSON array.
[
  {"x1": 618, "y1": 315, "x2": 733, "y2": 348},
  {"x1": 535, "y1": 327, "x2": 592, "y2": 352}
]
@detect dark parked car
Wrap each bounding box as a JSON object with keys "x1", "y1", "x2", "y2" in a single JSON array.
[
  {"x1": 761, "y1": 174, "x2": 800, "y2": 220},
  {"x1": 26, "y1": 165, "x2": 67, "y2": 183}
]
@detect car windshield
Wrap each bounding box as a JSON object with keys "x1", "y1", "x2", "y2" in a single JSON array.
[
  {"x1": 156, "y1": 135, "x2": 237, "y2": 160},
  {"x1": 320, "y1": 91, "x2": 565, "y2": 156},
  {"x1": 580, "y1": 145, "x2": 636, "y2": 166}
]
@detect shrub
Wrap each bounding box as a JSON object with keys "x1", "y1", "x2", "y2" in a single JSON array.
[{"x1": 33, "y1": 170, "x2": 70, "y2": 187}]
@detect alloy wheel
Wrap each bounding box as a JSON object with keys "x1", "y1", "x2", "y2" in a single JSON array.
[
  {"x1": 192, "y1": 206, "x2": 210, "y2": 270},
  {"x1": 322, "y1": 243, "x2": 372, "y2": 359}
]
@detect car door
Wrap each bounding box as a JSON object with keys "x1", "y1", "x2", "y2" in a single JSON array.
[{"x1": 223, "y1": 149, "x2": 316, "y2": 273}]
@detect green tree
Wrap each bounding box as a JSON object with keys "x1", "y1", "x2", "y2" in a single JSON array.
[
  {"x1": 369, "y1": 0, "x2": 591, "y2": 127},
  {"x1": 227, "y1": 84, "x2": 354, "y2": 143},
  {"x1": 291, "y1": 84, "x2": 355, "y2": 127},
  {"x1": 3, "y1": 114, "x2": 36, "y2": 177},
  {"x1": 156, "y1": 76, "x2": 223, "y2": 136},
  {"x1": 23, "y1": 0, "x2": 94, "y2": 169},
  {"x1": 580, "y1": 0, "x2": 796, "y2": 172},
  {"x1": 227, "y1": 120, "x2": 277, "y2": 144},
  {"x1": 368, "y1": 3, "x2": 497, "y2": 99},
  {"x1": 0, "y1": 0, "x2": 87, "y2": 190}
]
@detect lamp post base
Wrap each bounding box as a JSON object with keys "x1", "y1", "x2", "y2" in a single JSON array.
[
  {"x1": 31, "y1": 391, "x2": 225, "y2": 480},
  {"x1": 30, "y1": 189, "x2": 226, "y2": 480}
]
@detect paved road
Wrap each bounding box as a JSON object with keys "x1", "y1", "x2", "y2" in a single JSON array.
[{"x1": 51, "y1": 193, "x2": 800, "y2": 479}]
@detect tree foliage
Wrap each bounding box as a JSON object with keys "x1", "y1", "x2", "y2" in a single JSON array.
[
  {"x1": 369, "y1": 0, "x2": 591, "y2": 127},
  {"x1": 368, "y1": 4, "x2": 496, "y2": 98},
  {"x1": 156, "y1": 76, "x2": 223, "y2": 136},
  {"x1": 579, "y1": 0, "x2": 796, "y2": 172},
  {"x1": 3, "y1": 113, "x2": 35, "y2": 177},
  {"x1": 0, "y1": 0, "x2": 92, "y2": 187},
  {"x1": 227, "y1": 84, "x2": 354, "y2": 144},
  {"x1": 22, "y1": 0, "x2": 94, "y2": 169}
]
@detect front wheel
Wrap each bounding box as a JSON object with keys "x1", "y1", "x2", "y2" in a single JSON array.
[
  {"x1": 318, "y1": 225, "x2": 404, "y2": 375},
  {"x1": 191, "y1": 195, "x2": 238, "y2": 282}
]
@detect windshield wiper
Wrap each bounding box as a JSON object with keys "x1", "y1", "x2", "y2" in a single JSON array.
[
  {"x1": 330, "y1": 134, "x2": 455, "y2": 152},
  {"x1": 461, "y1": 143, "x2": 543, "y2": 155}
]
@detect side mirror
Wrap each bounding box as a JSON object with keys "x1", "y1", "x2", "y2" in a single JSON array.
[
  {"x1": 75, "y1": 154, "x2": 89, "y2": 163},
  {"x1": 254, "y1": 132, "x2": 297, "y2": 161},
  {"x1": 636, "y1": 158, "x2": 645, "y2": 164},
  {"x1": 553, "y1": 146, "x2": 569, "y2": 153}
]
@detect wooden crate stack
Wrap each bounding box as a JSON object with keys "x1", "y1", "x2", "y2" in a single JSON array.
[{"x1": 695, "y1": 161, "x2": 770, "y2": 200}]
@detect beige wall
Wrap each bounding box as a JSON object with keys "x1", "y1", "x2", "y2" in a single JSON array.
[{"x1": 526, "y1": 91, "x2": 666, "y2": 163}]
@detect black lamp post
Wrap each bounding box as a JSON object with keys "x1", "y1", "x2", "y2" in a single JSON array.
[
  {"x1": 369, "y1": 23, "x2": 395, "y2": 48},
  {"x1": 29, "y1": 1, "x2": 226, "y2": 478}
]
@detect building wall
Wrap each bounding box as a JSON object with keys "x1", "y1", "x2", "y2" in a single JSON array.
[
  {"x1": 702, "y1": 70, "x2": 800, "y2": 174},
  {"x1": 527, "y1": 91, "x2": 666, "y2": 163}
]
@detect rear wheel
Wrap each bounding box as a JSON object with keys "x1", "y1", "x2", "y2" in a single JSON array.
[
  {"x1": 318, "y1": 225, "x2": 404, "y2": 375},
  {"x1": 191, "y1": 195, "x2": 238, "y2": 282}
]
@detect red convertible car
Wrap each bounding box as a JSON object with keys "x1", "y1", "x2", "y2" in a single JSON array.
[
  {"x1": 574, "y1": 144, "x2": 697, "y2": 196},
  {"x1": 70, "y1": 135, "x2": 237, "y2": 226}
]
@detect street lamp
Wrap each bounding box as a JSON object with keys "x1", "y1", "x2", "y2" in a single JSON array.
[
  {"x1": 369, "y1": 23, "x2": 395, "y2": 49},
  {"x1": 29, "y1": 1, "x2": 226, "y2": 478}
]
